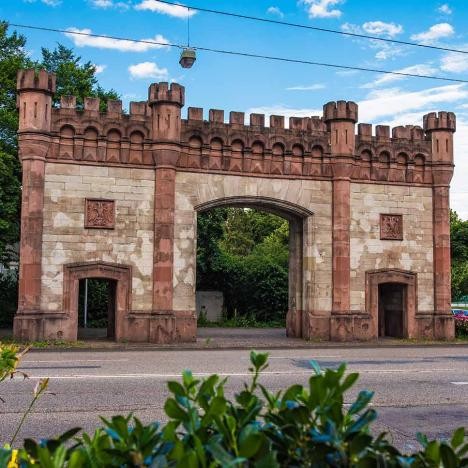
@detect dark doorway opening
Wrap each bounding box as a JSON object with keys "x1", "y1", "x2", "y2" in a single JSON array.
[
  {"x1": 78, "y1": 278, "x2": 116, "y2": 340},
  {"x1": 378, "y1": 283, "x2": 406, "y2": 338}
]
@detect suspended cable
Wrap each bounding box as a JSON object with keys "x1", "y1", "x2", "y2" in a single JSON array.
[
  {"x1": 7, "y1": 22, "x2": 468, "y2": 84},
  {"x1": 156, "y1": 0, "x2": 468, "y2": 56}
]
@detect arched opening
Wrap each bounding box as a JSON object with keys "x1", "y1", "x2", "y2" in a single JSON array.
[
  {"x1": 194, "y1": 196, "x2": 311, "y2": 338},
  {"x1": 63, "y1": 262, "x2": 132, "y2": 341},
  {"x1": 378, "y1": 283, "x2": 407, "y2": 338},
  {"x1": 78, "y1": 278, "x2": 117, "y2": 340},
  {"x1": 366, "y1": 269, "x2": 417, "y2": 339}
]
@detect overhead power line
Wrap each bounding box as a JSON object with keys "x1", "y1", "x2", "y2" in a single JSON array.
[
  {"x1": 8, "y1": 22, "x2": 468, "y2": 84},
  {"x1": 156, "y1": 0, "x2": 468, "y2": 56}
]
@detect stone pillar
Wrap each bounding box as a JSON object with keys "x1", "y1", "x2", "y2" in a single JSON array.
[
  {"x1": 423, "y1": 111, "x2": 456, "y2": 339},
  {"x1": 14, "y1": 69, "x2": 56, "y2": 341},
  {"x1": 323, "y1": 101, "x2": 358, "y2": 341},
  {"x1": 148, "y1": 82, "x2": 194, "y2": 343}
]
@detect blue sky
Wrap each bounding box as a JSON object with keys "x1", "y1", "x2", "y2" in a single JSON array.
[{"x1": 4, "y1": 0, "x2": 468, "y2": 218}]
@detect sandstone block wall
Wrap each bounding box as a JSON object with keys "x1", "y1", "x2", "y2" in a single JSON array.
[
  {"x1": 41, "y1": 163, "x2": 154, "y2": 312},
  {"x1": 350, "y1": 183, "x2": 434, "y2": 312}
]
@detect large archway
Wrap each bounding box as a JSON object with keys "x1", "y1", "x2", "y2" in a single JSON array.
[{"x1": 195, "y1": 196, "x2": 313, "y2": 338}]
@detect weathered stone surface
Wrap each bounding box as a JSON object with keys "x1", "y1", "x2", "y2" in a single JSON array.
[
  {"x1": 41, "y1": 163, "x2": 155, "y2": 314},
  {"x1": 350, "y1": 183, "x2": 434, "y2": 315},
  {"x1": 14, "y1": 70, "x2": 456, "y2": 343}
]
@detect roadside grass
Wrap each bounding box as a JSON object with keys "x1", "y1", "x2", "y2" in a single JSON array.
[{"x1": 0, "y1": 336, "x2": 86, "y2": 349}]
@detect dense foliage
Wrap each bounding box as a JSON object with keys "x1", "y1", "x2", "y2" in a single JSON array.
[
  {"x1": 0, "y1": 22, "x2": 30, "y2": 265},
  {"x1": 1, "y1": 348, "x2": 466, "y2": 467},
  {"x1": 197, "y1": 208, "x2": 289, "y2": 323},
  {"x1": 41, "y1": 44, "x2": 119, "y2": 111},
  {"x1": 451, "y1": 210, "x2": 468, "y2": 302},
  {"x1": 0, "y1": 270, "x2": 18, "y2": 328},
  {"x1": 77, "y1": 279, "x2": 112, "y2": 329}
]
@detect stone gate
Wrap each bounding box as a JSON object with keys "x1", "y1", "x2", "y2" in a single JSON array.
[{"x1": 13, "y1": 69, "x2": 456, "y2": 343}]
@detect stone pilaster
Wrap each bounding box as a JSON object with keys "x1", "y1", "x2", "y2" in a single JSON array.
[
  {"x1": 148, "y1": 82, "x2": 195, "y2": 342},
  {"x1": 14, "y1": 70, "x2": 56, "y2": 341},
  {"x1": 424, "y1": 111, "x2": 456, "y2": 339},
  {"x1": 324, "y1": 101, "x2": 359, "y2": 340}
]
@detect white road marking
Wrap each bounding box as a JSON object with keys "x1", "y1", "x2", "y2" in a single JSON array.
[
  {"x1": 20, "y1": 359, "x2": 129, "y2": 364},
  {"x1": 10, "y1": 367, "x2": 458, "y2": 381},
  {"x1": 451, "y1": 382, "x2": 468, "y2": 385}
]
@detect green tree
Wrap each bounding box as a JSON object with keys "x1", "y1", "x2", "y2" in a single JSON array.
[
  {"x1": 197, "y1": 208, "x2": 290, "y2": 322},
  {"x1": 220, "y1": 208, "x2": 285, "y2": 256},
  {"x1": 40, "y1": 44, "x2": 119, "y2": 111},
  {"x1": 451, "y1": 210, "x2": 468, "y2": 301},
  {"x1": 0, "y1": 22, "x2": 31, "y2": 264},
  {"x1": 196, "y1": 208, "x2": 228, "y2": 291}
]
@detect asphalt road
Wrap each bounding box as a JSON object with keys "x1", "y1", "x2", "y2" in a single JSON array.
[{"x1": 0, "y1": 345, "x2": 467, "y2": 454}]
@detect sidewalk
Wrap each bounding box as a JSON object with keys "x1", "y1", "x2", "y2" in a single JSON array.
[{"x1": 1, "y1": 327, "x2": 467, "y2": 350}]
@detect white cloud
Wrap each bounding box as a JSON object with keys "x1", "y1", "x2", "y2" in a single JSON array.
[
  {"x1": 362, "y1": 21, "x2": 403, "y2": 38},
  {"x1": 135, "y1": 0, "x2": 196, "y2": 18},
  {"x1": 438, "y1": 3, "x2": 452, "y2": 14},
  {"x1": 91, "y1": 0, "x2": 112, "y2": 6},
  {"x1": 341, "y1": 22, "x2": 404, "y2": 60},
  {"x1": 440, "y1": 47, "x2": 468, "y2": 73},
  {"x1": 93, "y1": 64, "x2": 106, "y2": 74},
  {"x1": 65, "y1": 28, "x2": 170, "y2": 52},
  {"x1": 24, "y1": 0, "x2": 61, "y2": 5},
  {"x1": 129, "y1": 61, "x2": 169, "y2": 80},
  {"x1": 359, "y1": 84, "x2": 467, "y2": 121},
  {"x1": 451, "y1": 117, "x2": 468, "y2": 219},
  {"x1": 362, "y1": 64, "x2": 438, "y2": 88},
  {"x1": 302, "y1": 0, "x2": 344, "y2": 19},
  {"x1": 373, "y1": 42, "x2": 404, "y2": 60},
  {"x1": 411, "y1": 23, "x2": 454, "y2": 44},
  {"x1": 90, "y1": 0, "x2": 131, "y2": 9},
  {"x1": 286, "y1": 84, "x2": 326, "y2": 91},
  {"x1": 267, "y1": 6, "x2": 284, "y2": 18}
]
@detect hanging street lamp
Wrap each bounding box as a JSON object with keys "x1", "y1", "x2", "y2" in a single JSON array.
[
  {"x1": 179, "y1": 47, "x2": 196, "y2": 68},
  {"x1": 179, "y1": 6, "x2": 196, "y2": 69}
]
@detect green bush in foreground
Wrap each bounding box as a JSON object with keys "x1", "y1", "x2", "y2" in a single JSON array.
[{"x1": 1, "y1": 347, "x2": 467, "y2": 467}]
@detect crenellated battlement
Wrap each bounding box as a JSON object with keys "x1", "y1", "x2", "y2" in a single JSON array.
[
  {"x1": 148, "y1": 82, "x2": 185, "y2": 107},
  {"x1": 323, "y1": 100, "x2": 358, "y2": 122},
  {"x1": 16, "y1": 72, "x2": 455, "y2": 184},
  {"x1": 357, "y1": 123, "x2": 425, "y2": 142},
  {"x1": 423, "y1": 111, "x2": 456, "y2": 132},
  {"x1": 186, "y1": 107, "x2": 326, "y2": 132},
  {"x1": 17, "y1": 69, "x2": 56, "y2": 94}
]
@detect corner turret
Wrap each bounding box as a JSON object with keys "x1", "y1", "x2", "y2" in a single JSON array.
[
  {"x1": 323, "y1": 101, "x2": 358, "y2": 157},
  {"x1": 423, "y1": 111, "x2": 456, "y2": 166},
  {"x1": 148, "y1": 82, "x2": 185, "y2": 141},
  {"x1": 17, "y1": 69, "x2": 56, "y2": 133}
]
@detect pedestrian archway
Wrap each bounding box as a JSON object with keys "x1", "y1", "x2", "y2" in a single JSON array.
[
  {"x1": 77, "y1": 278, "x2": 117, "y2": 340},
  {"x1": 366, "y1": 269, "x2": 417, "y2": 339},
  {"x1": 63, "y1": 262, "x2": 132, "y2": 341}
]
